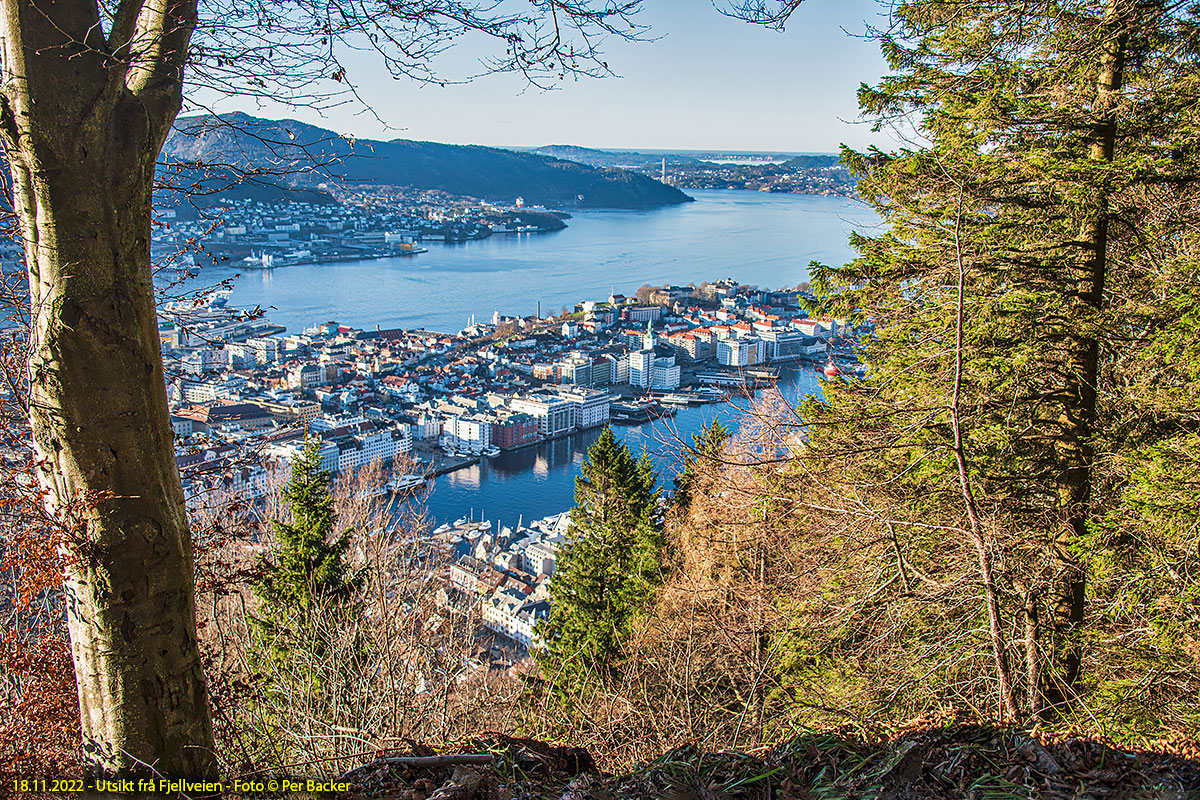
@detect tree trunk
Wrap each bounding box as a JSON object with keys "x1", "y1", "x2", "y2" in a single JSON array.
[
  {"x1": 1045, "y1": 0, "x2": 1127, "y2": 715},
  {"x1": 0, "y1": 0, "x2": 214, "y2": 776}
]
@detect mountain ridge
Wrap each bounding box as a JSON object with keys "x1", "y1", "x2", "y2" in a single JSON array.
[{"x1": 162, "y1": 113, "x2": 693, "y2": 209}]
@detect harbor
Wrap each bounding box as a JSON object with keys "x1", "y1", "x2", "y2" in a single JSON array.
[{"x1": 416, "y1": 363, "x2": 823, "y2": 534}]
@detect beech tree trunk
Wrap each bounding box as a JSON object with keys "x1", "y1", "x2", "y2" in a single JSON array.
[{"x1": 0, "y1": 0, "x2": 214, "y2": 777}]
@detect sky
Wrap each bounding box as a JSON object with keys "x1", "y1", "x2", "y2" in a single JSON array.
[{"x1": 199, "y1": 1, "x2": 890, "y2": 154}]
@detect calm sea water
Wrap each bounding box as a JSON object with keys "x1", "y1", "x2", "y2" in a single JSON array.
[
  {"x1": 215, "y1": 190, "x2": 874, "y2": 334},
  {"x1": 205, "y1": 189, "x2": 874, "y2": 526},
  {"x1": 419, "y1": 366, "x2": 822, "y2": 532}
]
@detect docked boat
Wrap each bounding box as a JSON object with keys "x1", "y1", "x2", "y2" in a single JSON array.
[
  {"x1": 694, "y1": 386, "x2": 727, "y2": 400},
  {"x1": 355, "y1": 485, "x2": 388, "y2": 500},
  {"x1": 660, "y1": 394, "x2": 695, "y2": 407},
  {"x1": 610, "y1": 401, "x2": 654, "y2": 424},
  {"x1": 241, "y1": 251, "x2": 276, "y2": 269},
  {"x1": 387, "y1": 474, "x2": 429, "y2": 494}
]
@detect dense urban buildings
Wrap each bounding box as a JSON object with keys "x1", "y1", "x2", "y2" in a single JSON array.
[{"x1": 163, "y1": 277, "x2": 860, "y2": 649}]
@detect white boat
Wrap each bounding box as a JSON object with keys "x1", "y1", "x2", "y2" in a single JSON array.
[
  {"x1": 482, "y1": 445, "x2": 501, "y2": 457},
  {"x1": 661, "y1": 394, "x2": 694, "y2": 406},
  {"x1": 241, "y1": 251, "x2": 275, "y2": 269},
  {"x1": 356, "y1": 485, "x2": 387, "y2": 500},
  {"x1": 387, "y1": 474, "x2": 428, "y2": 493}
]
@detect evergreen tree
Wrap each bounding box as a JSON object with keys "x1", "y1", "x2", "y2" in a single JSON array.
[
  {"x1": 674, "y1": 419, "x2": 732, "y2": 509},
  {"x1": 539, "y1": 427, "x2": 664, "y2": 682},
  {"x1": 774, "y1": 0, "x2": 1200, "y2": 733},
  {"x1": 252, "y1": 438, "x2": 360, "y2": 671},
  {"x1": 257, "y1": 438, "x2": 357, "y2": 610}
]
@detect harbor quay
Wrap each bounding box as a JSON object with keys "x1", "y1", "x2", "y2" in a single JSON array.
[
  {"x1": 164, "y1": 278, "x2": 866, "y2": 511},
  {"x1": 161, "y1": 279, "x2": 866, "y2": 650}
]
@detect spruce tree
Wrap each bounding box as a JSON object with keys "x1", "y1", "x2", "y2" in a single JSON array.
[
  {"x1": 256, "y1": 438, "x2": 356, "y2": 611},
  {"x1": 540, "y1": 427, "x2": 664, "y2": 683},
  {"x1": 674, "y1": 419, "x2": 732, "y2": 509},
  {"x1": 252, "y1": 438, "x2": 360, "y2": 674},
  {"x1": 775, "y1": 0, "x2": 1200, "y2": 731}
]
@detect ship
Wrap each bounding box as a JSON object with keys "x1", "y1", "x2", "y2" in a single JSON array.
[
  {"x1": 610, "y1": 401, "x2": 654, "y2": 424},
  {"x1": 387, "y1": 474, "x2": 430, "y2": 494},
  {"x1": 355, "y1": 485, "x2": 388, "y2": 500},
  {"x1": 240, "y1": 251, "x2": 276, "y2": 269}
]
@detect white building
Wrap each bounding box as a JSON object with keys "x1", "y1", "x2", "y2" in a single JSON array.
[
  {"x1": 651, "y1": 360, "x2": 681, "y2": 390},
  {"x1": 717, "y1": 337, "x2": 765, "y2": 367},
  {"x1": 412, "y1": 413, "x2": 443, "y2": 441},
  {"x1": 630, "y1": 348, "x2": 654, "y2": 388},
  {"x1": 181, "y1": 347, "x2": 229, "y2": 375},
  {"x1": 604, "y1": 352, "x2": 630, "y2": 385},
  {"x1": 510, "y1": 394, "x2": 575, "y2": 437},
  {"x1": 268, "y1": 423, "x2": 411, "y2": 476},
  {"x1": 268, "y1": 438, "x2": 340, "y2": 474},
  {"x1": 442, "y1": 414, "x2": 493, "y2": 453},
  {"x1": 759, "y1": 329, "x2": 821, "y2": 361},
  {"x1": 629, "y1": 322, "x2": 681, "y2": 390},
  {"x1": 557, "y1": 355, "x2": 592, "y2": 386},
  {"x1": 310, "y1": 414, "x2": 367, "y2": 432},
  {"x1": 246, "y1": 336, "x2": 281, "y2": 364},
  {"x1": 794, "y1": 318, "x2": 841, "y2": 339},
  {"x1": 481, "y1": 587, "x2": 550, "y2": 650},
  {"x1": 352, "y1": 423, "x2": 412, "y2": 465},
  {"x1": 557, "y1": 388, "x2": 610, "y2": 430},
  {"x1": 177, "y1": 377, "x2": 245, "y2": 404},
  {"x1": 522, "y1": 536, "x2": 559, "y2": 576}
]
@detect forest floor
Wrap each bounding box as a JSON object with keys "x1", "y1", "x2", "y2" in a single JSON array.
[{"x1": 335, "y1": 725, "x2": 1200, "y2": 800}]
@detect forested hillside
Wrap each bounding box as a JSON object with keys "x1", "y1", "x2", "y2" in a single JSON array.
[
  {"x1": 524, "y1": 0, "x2": 1200, "y2": 757},
  {"x1": 161, "y1": 114, "x2": 693, "y2": 209},
  {"x1": 3, "y1": 0, "x2": 1200, "y2": 794}
]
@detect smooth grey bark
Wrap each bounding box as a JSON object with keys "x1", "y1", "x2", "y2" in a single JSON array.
[{"x1": 0, "y1": 0, "x2": 215, "y2": 777}]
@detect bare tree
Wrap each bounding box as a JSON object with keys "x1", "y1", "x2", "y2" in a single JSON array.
[
  {"x1": 0, "y1": 0, "x2": 641, "y2": 778},
  {"x1": 194, "y1": 463, "x2": 513, "y2": 773}
]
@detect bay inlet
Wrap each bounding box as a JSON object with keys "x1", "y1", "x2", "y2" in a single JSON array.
[{"x1": 208, "y1": 189, "x2": 873, "y2": 526}]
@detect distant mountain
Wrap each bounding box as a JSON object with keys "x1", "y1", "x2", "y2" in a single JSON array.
[
  {"x1": 526, "y1": 145, "x2": 853, "y2": 197},
  {"x1": 161, "y1": 114, "x2": 692, "y2": 209},
  {"x1": 527, "y1": 146, "x2": 838, "y2": 171},
  {"x1": 528, "y1": 145, "x2": 705, "y2": 169},
  {"x1": 782, "y1": 154, "x2": 842, "y2": 170}
]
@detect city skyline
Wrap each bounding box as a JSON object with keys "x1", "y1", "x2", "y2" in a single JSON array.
[{"x1": 192, "y1": 0, "x2": 890, "y2": 153}]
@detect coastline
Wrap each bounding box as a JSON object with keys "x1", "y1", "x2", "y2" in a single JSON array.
[{"x1": 233, "y1": 227, "x2": 566, "y2": 272}]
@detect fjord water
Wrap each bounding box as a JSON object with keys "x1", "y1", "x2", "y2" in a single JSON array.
[
  {"x1": 423, "y1": 365, "x2": 823, "y2": 533},
  {"x1": 222, "y1": 190, "x2": 874, "y2": 334},
  {"x1": 215, "y1": 189, "x2": 874, "y2": 527}
]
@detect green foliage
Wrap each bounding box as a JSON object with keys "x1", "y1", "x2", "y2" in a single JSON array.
[
  {"x1": 538, "y1": 427, "x2": 664, "y2": 686},
  {"x1": 673, "y1": 419, "x2": 732, "y2": 509},
  {"x1": 250, "y1": 438, "x2": 361, "y2": 689},
  {"x1": 256, "y1": 438, "x2": 358, "y2": 612},
  {"x1": 758, "y1": 0, "x2": 1200, "y2": 739}
]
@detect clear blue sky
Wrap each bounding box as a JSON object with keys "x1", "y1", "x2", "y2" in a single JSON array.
[{"x1": 198, "y1": 0, "x2": 890, "y2": 153}]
